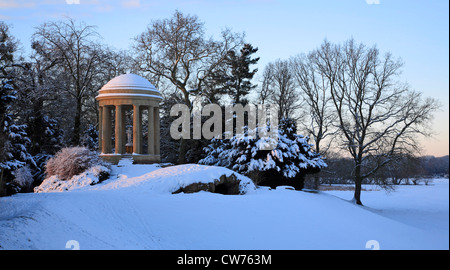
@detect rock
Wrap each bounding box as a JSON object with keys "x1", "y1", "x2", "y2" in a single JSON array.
[{"x1": 172, "y1": 173, "x2": 242, "y2": 195}]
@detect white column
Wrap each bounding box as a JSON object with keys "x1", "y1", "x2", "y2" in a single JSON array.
[
  {"x1": 121, "y1": 107, "x2": 126, "y2": 154},
  {"x1": 102, "y1": 106, "x2": 112, "y2": 154},
  {"x1": 133, "y1": 105, "x2": 142, "y2": 154},
  {"x1": 148, "y1": 106, "x2": 155, "y2": 155},
  {"x1": 115, "y1": 105, "x2": 124, "y2": 154},
  {"x1": 154, "y1": 106, "x2": 160, "y2": 156},
  {"x1": 98, "y1": 106, "x2": 103, "y2": 152}
]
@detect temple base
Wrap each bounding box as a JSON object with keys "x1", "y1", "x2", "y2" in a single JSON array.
[{"x1": 99, "y1": 154, "x2": 161, "y2": 165}]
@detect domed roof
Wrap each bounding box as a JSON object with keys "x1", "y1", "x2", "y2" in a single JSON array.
[
  {"x1": 96, "y1": 73, "x2": 162, "y2": 101},
  {"x1": 101, "y1": 73, "x2": 158, "y2": 91}
]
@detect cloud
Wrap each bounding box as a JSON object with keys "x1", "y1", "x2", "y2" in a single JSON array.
[
  {"x1": 65, "y1": 0, "x2": 81, "y2": 4},
  {"x1": 122, "y1": 0, "x2": 140, "y2": 8},
  {"x1": 366, "y1": 0, "x2": 380, "y2": 4},
  {"x1": 0, "y1": 0, "x2": 36, "y2": 8}
]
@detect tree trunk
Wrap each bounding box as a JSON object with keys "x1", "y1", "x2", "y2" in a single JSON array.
[
  {"x1": 29, "y1": 99, "x2": 44, "y2": 155},
  {"x1": 72, "y1": 98, "x2": 82, "y2": 146},
  {"x1": 177, "y1": 137, "x2": 187, "y2": 164},
  {"x1": 353, "y1": 177, "x2": 363, "y2": 205},
  {"x1": 313, "y1": 175, "x2": 320, "y2": 190},
  {"x1": 313, "y1": 143, "x2": 321, "y2": 190},
  {"x1": 177, "y1": 91, "x2": 191, "y2": 164},
  {"x1": 353, "y1": 161, "x2": 364, "y2": 205},
  {"x1": 0, "y1": 168, "x2": 5, "y2": 197}
]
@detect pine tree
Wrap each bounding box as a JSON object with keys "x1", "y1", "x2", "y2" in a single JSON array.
[
  {"x1": 212, "y1": 43, "x2": 259, "y2": 105},
  {"x1": 0, "y1": 80, "x2": 16, "y2": 165},
  {"x1": 200, "y1": 118, "x2": 326, "y2": 190},
  {"x1": 0, "y1": 80, "x2": 35, "y2": 195},
  {"x1": 81, "y1": 123, "x2": 98, "y2": 151}
]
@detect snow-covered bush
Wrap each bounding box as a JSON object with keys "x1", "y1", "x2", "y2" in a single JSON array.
[
  {"x1": 199, "y1": 118, "x2": 327, "y2": 190},
  {"x1": 45, "y1": 147, "x2": 108, "y2": 180},
  {"x1": 35, "y1": 165, "x2": 111, "y2": 193},
  {"x1": 7, "y1": 165, "x2": 34, "y2": 193},
  {"x1": 34, "y1": 147, "x2": 111, "y2": 193}
]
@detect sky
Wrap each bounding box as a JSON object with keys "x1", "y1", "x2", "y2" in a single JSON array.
[{"x1": 1, "y1": 0, "x2": 449, "y2": 157}]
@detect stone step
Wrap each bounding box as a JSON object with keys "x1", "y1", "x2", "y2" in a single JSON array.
[{"x1": 117, "y1": 157, "x2": 134, "y2": 167}]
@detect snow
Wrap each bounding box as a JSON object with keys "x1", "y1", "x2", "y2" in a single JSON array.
[
  {"x1": 95, "y1": 93, "x2": 163, "y2": 100},
  {"x1": 100, "y1": 73, "x2": 159, "y2": 92},
  {"x1": 34, "y1": 165, "x2": 111, "y2": 193},
  {"x1": 96, "y1": 73, "x2": 162, "y2": 100},
  {"x1": 323, "y1": 181, "x2": 449, "y2": 238},
  {"x1": 200, "y1": 121, "x2": 326, "y2": 179},
  {"x1": 0, "y1": 162, "x2": 448, "y2": 250},
  {"x1": 91, "y1": 164, "x2": 256, "y2": 194}
]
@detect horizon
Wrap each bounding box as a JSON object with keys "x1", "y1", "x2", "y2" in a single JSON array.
[{"x1": 1, "y1": 0, "x2": 448, "y2": 157}]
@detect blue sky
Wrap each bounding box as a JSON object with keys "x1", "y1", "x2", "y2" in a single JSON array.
[{"x1": 1, "y1": 0, "x2": 449, "y2": 156}]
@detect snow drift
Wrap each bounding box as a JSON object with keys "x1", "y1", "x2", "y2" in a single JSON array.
[
  {"x1": 0, "y1": 162, "x2": 447, "y2": 250},
  {"x1": 90, "y1": 163, "x2": 256, "y2": 194},
  {"x1": 34, "y1": 165, "x2": 111, "y2": 193}
]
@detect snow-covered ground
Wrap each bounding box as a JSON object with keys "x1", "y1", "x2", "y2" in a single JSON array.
[
  {"x1": 324, "y1": 181, "x2": 449, "y2": 244},
  {"x1": 0, "y1": 161, "x2": 448, "y2": 250}
]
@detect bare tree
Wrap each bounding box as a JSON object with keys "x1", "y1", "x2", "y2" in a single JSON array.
[
  {"x1": 256, "y1": 66, "x2": 274, "y2": 105},
  {"x1": 32, "y1": 18, "x2": 103, "y2": 145},
  {"x1": 290, "y1": 53, "x2": 338, "y2": 190},
  {"x1": 83, "y1": 47, "x2": 135, "y2": 139},
  {"x1": 13, "y1": 50, "x2": 62, "y2": 155},
  {"x1": 262, "y1": 59, "x2": 301, "y2": 121},
  {"x1": 290, "y1": 53, "x2": 337, "y2": 155},
  {"x1": 134, "y1": 10, "x2": 242, "y2": 163},
  {"x1": 314, "y1": 39, "x2": 440, "y2": 205}
]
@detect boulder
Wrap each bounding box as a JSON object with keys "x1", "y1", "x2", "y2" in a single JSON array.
[{"x1": 172, "y1": 173, "x2": 242, "y2": 195}]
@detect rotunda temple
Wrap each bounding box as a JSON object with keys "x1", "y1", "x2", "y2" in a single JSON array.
[{"x1": 96, "y1": 73, "x2": 162, "y2": 164}]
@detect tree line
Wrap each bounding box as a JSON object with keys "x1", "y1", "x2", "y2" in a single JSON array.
[
  {"x1": 0, "y1": 11, "x2": 442, "y2": 204},
  {"x1": 309, "y1": 154, "x2": 449, "y2": 188}
]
